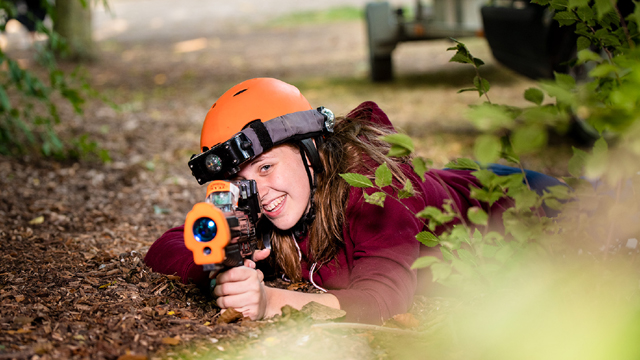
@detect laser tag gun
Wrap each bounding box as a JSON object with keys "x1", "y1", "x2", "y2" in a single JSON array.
[{"x1": 184, "y1": 179, "x2": 270, "y2": 273}]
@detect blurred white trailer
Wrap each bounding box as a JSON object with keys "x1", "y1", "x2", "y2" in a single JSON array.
[{"x1": 365, "y1": 0, "x2": 486, "y2": 81}]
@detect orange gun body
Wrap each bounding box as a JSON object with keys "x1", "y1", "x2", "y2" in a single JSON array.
[{"x1": 184, "y1": 180, "x2": 236, "y2": 265}]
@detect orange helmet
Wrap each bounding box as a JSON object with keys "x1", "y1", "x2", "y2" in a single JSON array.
[
  {"x1": 189, "y1": 78, "x2": 335, "y2": 185},
  {"x1": 200, "y1": 78, "x2": 313, "y2": 152}
]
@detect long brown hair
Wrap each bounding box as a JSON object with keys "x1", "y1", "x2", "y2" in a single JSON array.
[{"x1": 269, "y1": 112, "x2": 412, "y2": 281}]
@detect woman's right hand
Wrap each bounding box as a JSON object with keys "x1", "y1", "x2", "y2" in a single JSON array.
[{"x1": 213, "y1": 248, "x2": 271, "y2": 320}]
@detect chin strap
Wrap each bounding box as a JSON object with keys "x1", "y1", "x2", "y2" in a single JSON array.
[{"x1": 291, "y1": 138, "x2": 322, "y2": 238}]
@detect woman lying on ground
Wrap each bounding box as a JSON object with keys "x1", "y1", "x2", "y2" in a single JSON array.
[{"x1": 144, "y1": 78, "x2": 563, "y2": 324}]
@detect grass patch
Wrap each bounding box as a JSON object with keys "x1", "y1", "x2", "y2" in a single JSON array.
[{"x1": 266, "y1": 6, "x2": 363, "y2": 27}]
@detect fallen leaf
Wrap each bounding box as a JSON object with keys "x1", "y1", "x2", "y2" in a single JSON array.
[
  {"x1": 117, "y1": 355, "x2": 148, "y2": 360},
  {"x1": 13, "y1": 316, "x2": 33, "y2": 325},
  {"x1": 29, "y1": 216, "x2": 45, "y2": 225},
  {"x1": 14, "y1": 295, "x2": 25, "y2": 302},
  {"x1": 161, "y1": 337, "x2": 180, "y2": 345},
  {"x1": 300, "y1": 301, "x2": 346, "y2": 321},
  {"x1": 216, "y1": 308, "x2": 243, "y2": 324},
  {"x1": 391, "y1": 313, "x2": 420, "y2": 329},
  {"x1": 99, "y1": 281, "x2": 117, "y2": 289}
]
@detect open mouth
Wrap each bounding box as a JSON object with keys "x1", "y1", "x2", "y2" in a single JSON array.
[{"x1": 263, "y1": 194, "x2": 286, "y2": 213}]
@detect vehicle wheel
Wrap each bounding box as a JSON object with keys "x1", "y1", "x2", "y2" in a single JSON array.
[{"x1": 370, "y1": 54, "x2": 393, "y2": 82}]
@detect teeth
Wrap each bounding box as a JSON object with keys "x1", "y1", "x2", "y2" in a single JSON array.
[{"x1": 264, "y1": 195, "x2": 285, "y2": 212}]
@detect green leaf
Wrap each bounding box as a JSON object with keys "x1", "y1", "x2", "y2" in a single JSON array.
[
  {"x1": 380, "y1": 133, "x2": 414, "y2": 152},
  {"x1": 431, "y1": 262, "x2": 452, "y2": 282},
  {"x1": 524, "y1": 87, "x2": 544, "y2": 105},
  {"x1": 585, "y1": 137, "x2": 608, "y2": 179},
  {"x1": 544, "y1": 198, "x2": 565, "y2": 210},
  {"x1": 416, "y1": 231, "x2": 439, "y2": 247},
  {"x1": 0, "y1": 87, "x2": 12, "y2": 111},
  {"x1": 474, "y1": 134, "x2": 501, "y2": 164},
  {"x1": 467, "y1": 103, "x2": 514, "y2": 131},
  {"x1": 554, "y1": 72, "x2": 577, "y2": 89},
  {"x1": 412, "y1": 156, "x2": 429, "y2": 181},
  {"x1": 467, "y1": 207, "x2": 488, "y2": 226},
  {"x1": 554, "y1": 10, "x2": 578, "y2": 26},
  {"x1": 456, "y1": 248, "x2": 478, "y2": 267},
  {"x1": 577, "y1": 48, "x2": 603, "y2": 64},
  {"x1": 544, "y1": 184, "x2": 573, "y2": 200},
  {"x1": 440, "y1": 246, "x2": 454, "y2": 261},
  {"x1": 495, "y1": 243, "x2": 515, "y2": 264},
  {"x1": 445, "y1": 158, "x2": 480, "y2": 170},
  {"x1": 473, "y1": 76, "x2": 491, "y2": 96},
  {"x1": 576, "y1": 4, "x2": 595, "y2": 22},
  {"x1": 411, "y1": 256, "x2": 440, "y2": 269},
  {"x1": 449, "y1": 51, "x2": 473, "y2": 64},
  {"x1": 374, "y1": 163, "x2": 392, "y2": 188},
  {"x1": 512, "y1": 188, "x2": 539, "y2": 211},
  {"x1": 339, "y1": 173, "x2": 373, "y2": 188},
  {"x1": 451, "y1": 257, "x2": 477, "y2": 277},
  {"x1": 480, "y1": 244, "x2": 500, "y2": 258},
  {"x1": 364, "y1": 191, "x2": 386, "y2": 207},
  {"x1": 568, "y1": 146, "x2": 588, "y2": 177},
  {"x1": 568, "y1": 0, "x2": 589, "y2": 9},
  {"x1": 398, "y1": 180, "x2": 415, "y2": 199},
  {"x1": 458, "y1": 88, "x2": 480, "y2": 94},
  {"x1": 512, "y1": 125, "x2": 548, "y2": 155},
  {"x1": 594, "y1": 0, "x2": 613, "y2": 19},
  {"x1": 576, "y1": 36, "x2": 593, "y2": 52},
  {"x1": 588, "y1": 63, "x2": 619, "y2": 78},
  {"x1": 387, "y1": 144, "x2": 411, "y2": 157}
]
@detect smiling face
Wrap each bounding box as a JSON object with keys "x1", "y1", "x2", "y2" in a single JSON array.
[{"x1": 235, "y1": 144, "x2": 312, "y2": 231}]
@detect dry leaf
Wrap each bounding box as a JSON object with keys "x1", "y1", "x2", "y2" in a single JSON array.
[
  {"x1": 117, "y1": 355, "x2": 148, "y2": 360},
  {"x1": 216, "y1": 308, "x2": 244, "y2": 324},
  {"x1": 14, "y1": 294, "x2": 25, "y2": 302},
  {"x1": 300, "y1": 301, "x2": 346, "y2": 321},
  {"x1": 29, "y1": 216, "x2": 44, "y2": 225},
  {"x1": 161, "y1": 337, "x2": 180, "y2": 345},
  {"x1": 391, "y1": 313, "x2": 420, "y2": 329}
]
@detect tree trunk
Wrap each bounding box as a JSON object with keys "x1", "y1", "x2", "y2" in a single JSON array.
[{"x1": 53, "y1": 0, "x2": 93, "y2": 61}]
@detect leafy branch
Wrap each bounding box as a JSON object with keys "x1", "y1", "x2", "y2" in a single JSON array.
[
  {"x1": 0, "y1": 0, "x2": 113, "y2": 160},
  {"x1": 447, "y1": 39, "x2": 491, "y2": 103}
]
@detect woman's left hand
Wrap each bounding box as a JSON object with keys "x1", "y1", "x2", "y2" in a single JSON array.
[{"x1": 213, "y1": 266, "x2": 267, "y2": 320}]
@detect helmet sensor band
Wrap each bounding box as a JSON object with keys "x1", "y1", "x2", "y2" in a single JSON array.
[{"x1": 189, "y1": 107, "x2": 334, "y2": 184}]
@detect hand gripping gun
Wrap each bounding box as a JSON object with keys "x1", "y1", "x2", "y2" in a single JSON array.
[{"x1": 183, "y1": 179, "x2": 270, "y2": 273}]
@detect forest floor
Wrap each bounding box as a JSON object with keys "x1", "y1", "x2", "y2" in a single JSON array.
[{"x1": 0, "y1": 5, "x2": 577, "y2": 360}]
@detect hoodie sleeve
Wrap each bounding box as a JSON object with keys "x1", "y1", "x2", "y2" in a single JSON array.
[{"x1": 143, "y1": 225, "x2": 209, "y2": 286}]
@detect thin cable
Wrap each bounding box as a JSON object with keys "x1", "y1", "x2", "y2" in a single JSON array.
[{"x1": 309, "y1": 262, "x2": 327, "y2": 293}]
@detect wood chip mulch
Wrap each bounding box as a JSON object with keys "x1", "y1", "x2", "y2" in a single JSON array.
[{"x1": 0, "y1": 153, "x2": 326, "y2": 360}]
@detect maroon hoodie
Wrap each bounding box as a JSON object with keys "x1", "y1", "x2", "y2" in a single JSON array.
[{"x1": 144, "y1": 102, "x2": 512, "y2": 324}]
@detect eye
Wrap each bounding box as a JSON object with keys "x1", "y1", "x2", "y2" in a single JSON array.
[{"x1": 259, "y1": 164, "x2": 272, "y2": 172}]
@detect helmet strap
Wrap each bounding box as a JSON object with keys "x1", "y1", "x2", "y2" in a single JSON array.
[{"x1": 291, "y1": 139, "x2": 321, "y2": 239}]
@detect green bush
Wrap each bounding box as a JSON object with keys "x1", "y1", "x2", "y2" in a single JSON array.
[
  {"x1": 0, "y1": 0, "x2": 111, "y2": 160},
  {"x1": 341, "y1": 1, "x2": 640, "y2": 357}
]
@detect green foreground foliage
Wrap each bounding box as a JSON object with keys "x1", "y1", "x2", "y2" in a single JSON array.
[
  {"x1": 340, "y1": 0, "x2": 640, "y2": 358},
  {"x1": 0, "y1": 0, "x2": 111, "y2": 160}
]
